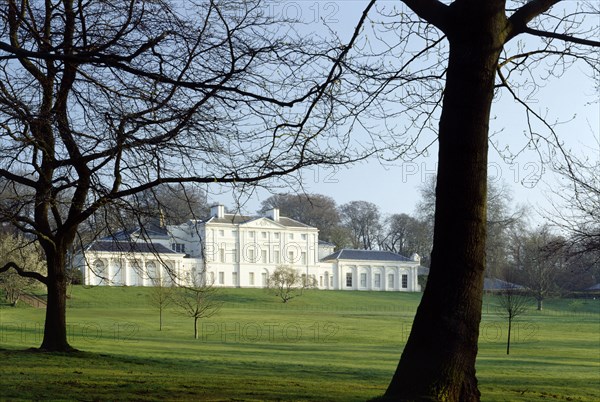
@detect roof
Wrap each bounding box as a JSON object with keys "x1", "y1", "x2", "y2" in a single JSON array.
[
  {"x1": 206, "y1": 214, "x2": 311, "y2": 228},
  {"x1": 484, "y1": 278, "x2": 524, "y2": 291},
  {"x1": 318, "y1": 240, "x2": 335, "y2": 247},
  {"x1": 321, "y1": 249, "x2": 413, "y2": 262},
  {"x1": 101, "y1": 221, "x2": 169, "y2": 241},
  {"x1": 87, "y1": 241, "x2": 177, "y2": 255},
  {"x1": 586, "y1": 283, "x2": 600, "y2": 290}
]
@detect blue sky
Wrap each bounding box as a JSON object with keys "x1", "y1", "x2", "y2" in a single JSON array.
[{"x1": 209, "y1": 1, "x2": 599, "y2": 219}]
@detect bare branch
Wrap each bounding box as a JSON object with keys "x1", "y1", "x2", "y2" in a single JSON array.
[
  {"x1": 523, "y1": 27, "x2": 600, "y2": 47},
  {"x1": 401, "y1": 0, "x2": 449, "y2": 31},
  {"x1": 508, "y1": 0, "x2": 561, "y2": 39},
  {"x1": 0, "y1": 261, "x2": 48, "y2": 284}
]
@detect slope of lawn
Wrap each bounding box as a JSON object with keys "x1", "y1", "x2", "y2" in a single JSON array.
[{"x1": 0, "y1": 286, "x2": 598, "y2": 401}]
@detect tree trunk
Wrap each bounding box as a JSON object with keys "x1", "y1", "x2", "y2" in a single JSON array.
[
  {"x1": 40, "y1": 251, "x2": 75, "y2": 352},
  {"x1": 159, "y1": 306, "x2": 163, "y2": 331},
  {"x1": 537, "y1": 298, "x2": 543, "y2": 311},
  {"x1": 506, "y1": 317, "x2": 512, "y2": 355},
  {"x1": 384, "y1": 5, "x2": 506, "y2": 401},
  {"x1": 194, "y1": 317, "x2": 198, "y2": 339}
]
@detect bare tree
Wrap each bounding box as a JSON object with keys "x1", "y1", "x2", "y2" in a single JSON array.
[
  {"x1": 267, "y1": 265, "x2": 312, "y2": 303},
  {"x1": 149, "y1": 278, "x2": 174, "y2": 331},
  {"x1": 496, "y1": 269, "x2": 529, "y2": 355},
  {"x1": 380, "y1": 213, "x2": 430, "y2": 261},
  {"x1": 134, "y1": 184, "x2": 210, "y2": 226},
  {"x1": 339, "y1": 200, "x2": 382, "y2": 250},
  {"x1": 416, "y1": 176, "x2": 524, "y2": 272},
  {"x1": 512, "y1": 225, "x2": 564, "y2": 311},
  {"x1": 335, "y1": 1, "x2": 600, "y2": 400},
  {"x1": 259, "y1": 193, "x2": 341, "y2": 242},
  {"x1": 548, "y1": 144, "x2": 600, "y2": 265},
  {"x1": 173, "y1": 271, "x2": 221, "y2": 340},
  {"x1": 0, "y1": 0, "x2": 387, "y2": 351},
  {"x1": 486, "y1": 182, "x2": 526, "y2": 279},
  {"x1": 497, "y1": 285, "x2": 529, "y2": 355}
]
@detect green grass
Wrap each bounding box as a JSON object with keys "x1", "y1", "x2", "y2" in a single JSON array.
[{"x1": 1, "y1": 287, "x2": 598, "y2": 401}]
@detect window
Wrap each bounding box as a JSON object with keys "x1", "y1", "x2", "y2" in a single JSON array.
[
  {"x1": 360, "y1": 273, "x2": 367, "y2": 288},
  {"x1": 388, "y1": 274, "x2": 394, "y2": 287},
  {"x1": 288, "y1": 233, "x2": 294, "y2": 240},
  {"x1": 232, "y1": 272, "x2": 238, "y2": 285},
  {"x1": 261, "y1": 250, "x2": 267, "y2": 263},
  {"x1": 249, "y1": 272, "x2": 255, "y2": 285},
  {"x1": 249, "y1": 231, "x2": 255, "y2": 238},
  {"x1": 262, "y1": 272, "x2": 267, "y2": 286},
  {"x1": 330, "y1": 276, "x2": 334, "y2": 287},
  {"x1": 301, "y1": 252, "x2": 307, "y2": 265},
  {"x1": 247, "y1": 248, "x2": 255, "y2": 263},
  {"x1": 146, "y1": 262, "x2": 157, "y2": 281},
  {"x1": 274, "y1": 232, "x2": 280, "y2": 239},
  {"x1": 374, "y1": 273, "x2": 381, "y2": 288},
  {"x1": 208, "y1": 272, "x2": 215, "y2": 284},
  {"x1": 171, "y1": 243, "x2": 185, "y2": 253},
  {"x1": 93, "y1": 259, "x2": 105, "y2": 274},
  {"x1": 218, "y1": 272, "x2": 224, "y2": 285},
  {"x1": 219, "y1": 230, "x2": 224, "y2": 236},
  {"x1": 219, "y1": 248, "x2": 225, "y2": 263},
  {"x1": 261, "y1": 231, "x2": 267, "y2": 239},
  {"x1": 319, "y1": 276, "x2": 323, "y2": 287},
  {"x1": 346, "y1": 273, "x2": 353, "y2": 287},
  {"x1": 301, "y1": 234, "x2": 307, "y2": 240},
  {"x1": 288, "y1": 251, "x2": 294, "y2": 264},
  {"x1": 402, "y1": 274, "x2": 408, "y2": 289},
  {"x1": 274, "y1": 250, "x2": 280, "y2": 264}
]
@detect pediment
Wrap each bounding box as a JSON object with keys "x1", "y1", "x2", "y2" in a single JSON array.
[{"x1": 240, "y1": 217, "x2": 286, "y2": 229}]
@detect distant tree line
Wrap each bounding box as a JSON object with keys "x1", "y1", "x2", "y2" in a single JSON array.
[{"x1": 258, "y1": 176, "x2": 600, "y2": 304}]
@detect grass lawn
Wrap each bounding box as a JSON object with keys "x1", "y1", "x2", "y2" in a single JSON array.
[{"x1": 0, "y1": 287, "x2": 598, "y2": 401}]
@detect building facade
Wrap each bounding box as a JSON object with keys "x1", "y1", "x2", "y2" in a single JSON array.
[{"x1": 81, "y1": 205, "x2": 421, "y2": 291}]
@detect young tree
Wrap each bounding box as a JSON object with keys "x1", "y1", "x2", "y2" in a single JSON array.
[
  {"x1": 0, "y1": 0, "x2": 387, "y2": 351},
  {"x1": 267, "y1": 265, "x2": 312, "y2": 303},
  {"x1": 173, "y1": 271, "x2": 221, "y2": 340},
  {"x1": 496, "y1": 270, "x2": 529, "y2": 355},
  {"x1": 149, "y1": 278, "x2": 174, "y2": 331}
]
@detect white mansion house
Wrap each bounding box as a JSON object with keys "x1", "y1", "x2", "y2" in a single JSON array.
[{"x1": 81, "y1": 205, "x2": 421, "y2": 292}]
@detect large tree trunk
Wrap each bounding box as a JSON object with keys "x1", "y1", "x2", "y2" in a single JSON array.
[
  {"x1": 384, "y1": 5, "x2": 506, "y2": 401},
  {"x1": 40, "y1": 251, "x2": 75, "y2": 352}
]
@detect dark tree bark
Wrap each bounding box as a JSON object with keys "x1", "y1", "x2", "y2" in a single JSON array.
[
  {"x1": 41, "y1": 255, "x2": 72, "y2": 351},
  {"x1": 385, "y1": 1, "x2": 506, "y2": 400},
  {"x1": 387, "y1": 22, "x2": 499, "y2": 402},
  {"x1": 0, "y1": 0, "x2": 380, "y2": 352},
  {"x1": 379, "y1": 0, "x2": 599, "y2": 399}
]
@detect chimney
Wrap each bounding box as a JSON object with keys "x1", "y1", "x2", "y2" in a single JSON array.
[
  {"x1": 210, "y1": 204, "x2": 225, "y2": 219},
  {"x1": 267, "y1": 208, "x2": 280, "y2": 222}
]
